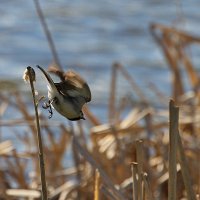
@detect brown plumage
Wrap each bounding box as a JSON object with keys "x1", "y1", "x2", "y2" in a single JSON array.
[
  {"x1": 48, "y1": 66, "x2": 91, "y2": 103},
  {"x1": 38, "y1": 65, "x2": 91, "y2": 120}
]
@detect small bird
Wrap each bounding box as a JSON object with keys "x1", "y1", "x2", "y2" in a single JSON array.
[{"x1": 37, "y1": 65, "x2": 91, "y2": 120}]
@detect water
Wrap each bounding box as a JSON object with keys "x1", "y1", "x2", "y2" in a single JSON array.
[{"x1": 1, "y1": 0, "x2": 200, "y2": 127}]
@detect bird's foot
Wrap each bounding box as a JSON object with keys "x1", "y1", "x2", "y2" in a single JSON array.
[
  {"x1": 42, "y1": 99, "x2": 53, "y2": 119},
  {"x1": 42, "y1": 100, "x2": 50, "y2": 109}
]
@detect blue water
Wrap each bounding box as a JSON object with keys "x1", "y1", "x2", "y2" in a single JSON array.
[{"x1": 1, "y1": 0, "x2": 200, "y2": 98}]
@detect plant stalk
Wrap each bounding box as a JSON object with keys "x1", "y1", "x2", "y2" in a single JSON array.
[{"x1": 27, "y1": 67, "x2": 48, "y2": 200}]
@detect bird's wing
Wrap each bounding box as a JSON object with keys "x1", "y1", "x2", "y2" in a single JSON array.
[
  {"x1": 48, "y1": 66, "x2": 65, "y2": 81},
  {"x1": 55, "y1": 70, "x2": 91, "y2": 102},
  {"x1": 49, "y1": 68, "x2": 91, "y2": 102},
  {"x1": 55, "y1": 78, "x2": 91, "y2": 102}
]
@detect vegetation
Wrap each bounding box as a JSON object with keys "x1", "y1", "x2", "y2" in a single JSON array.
[{"x1": 0, "y1": 1, "x2": 200, "y2": 199}]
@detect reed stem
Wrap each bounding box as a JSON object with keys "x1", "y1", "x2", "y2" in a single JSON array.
[
  {"x1": 33, "y1": 0, "x2": 62, "y2": 70},
  {"x1": 131, "y1": 162, "x2": 139, "y2": 200},
  {"x1": 27, "y1": 67, "x2": 48, "y2": 200},
  {"x1": 168, "y1": 99, "x2": 179, "y2": 200}
]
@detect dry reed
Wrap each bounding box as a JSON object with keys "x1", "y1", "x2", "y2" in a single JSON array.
[
  {"x1": 27, "y1": 66, "x2": 48, "y2": 200},
  {"x1": 0, "y1": 3, "x2": 200, "y2": 199}
]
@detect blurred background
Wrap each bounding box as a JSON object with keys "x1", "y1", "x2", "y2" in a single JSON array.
[
  {"x1": 1, "y1": 0, "x2": 200, "y2": 114},
  {"x1": 0, "y1": 0, "x2": 200, "y2": 155},
  {"x1": 1, "y1": 1, "x2": 200, "y2": 199}
]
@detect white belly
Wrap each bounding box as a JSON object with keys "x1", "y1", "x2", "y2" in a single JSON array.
[{"x1": 51, "y1": 95, "x2": 80, "y2": 119}]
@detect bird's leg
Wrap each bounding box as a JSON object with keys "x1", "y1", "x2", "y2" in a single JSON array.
[
  {"x1": 42, "y1": 98, "x2": 56, "y2": 119},
  {"x1": 48, "y1": 98, "x2": 58, "y2": 119},
  {"x1": 48, "y1": 103, "x2": 53, "y2": 119}
]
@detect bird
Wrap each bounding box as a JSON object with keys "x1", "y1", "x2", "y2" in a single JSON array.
[{"x1": 37, "y1": 65, "x2": 91, "y2": 121}]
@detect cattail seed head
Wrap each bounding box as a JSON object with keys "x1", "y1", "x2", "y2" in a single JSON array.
[{"x1": 23, "y1": 66, "x2": 36, "y2": 83}]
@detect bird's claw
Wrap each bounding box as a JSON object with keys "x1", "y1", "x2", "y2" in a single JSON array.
[
  {"x1": 48, "y1": 108, "x2": 53, "y2": 119},
  {"x1": 42, "y1": 100, "x2": 53, "y2": 119}
]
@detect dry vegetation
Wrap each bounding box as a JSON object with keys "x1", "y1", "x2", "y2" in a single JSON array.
[
  {"x1": 0, "y1": 24, "x2": 200, "y2": 200},
  {"x1": 1, "y1": 2, "x2": 200, "y2": 199}
]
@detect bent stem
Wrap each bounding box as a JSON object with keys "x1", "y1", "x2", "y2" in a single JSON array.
[{"x1": 27, "y1": 67, "x2": 48, "y2": 200}]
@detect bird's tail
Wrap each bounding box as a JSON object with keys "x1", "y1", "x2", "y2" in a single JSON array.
[{"x1": 37, "y1": 65, "x2": 59, "y2": 96}]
